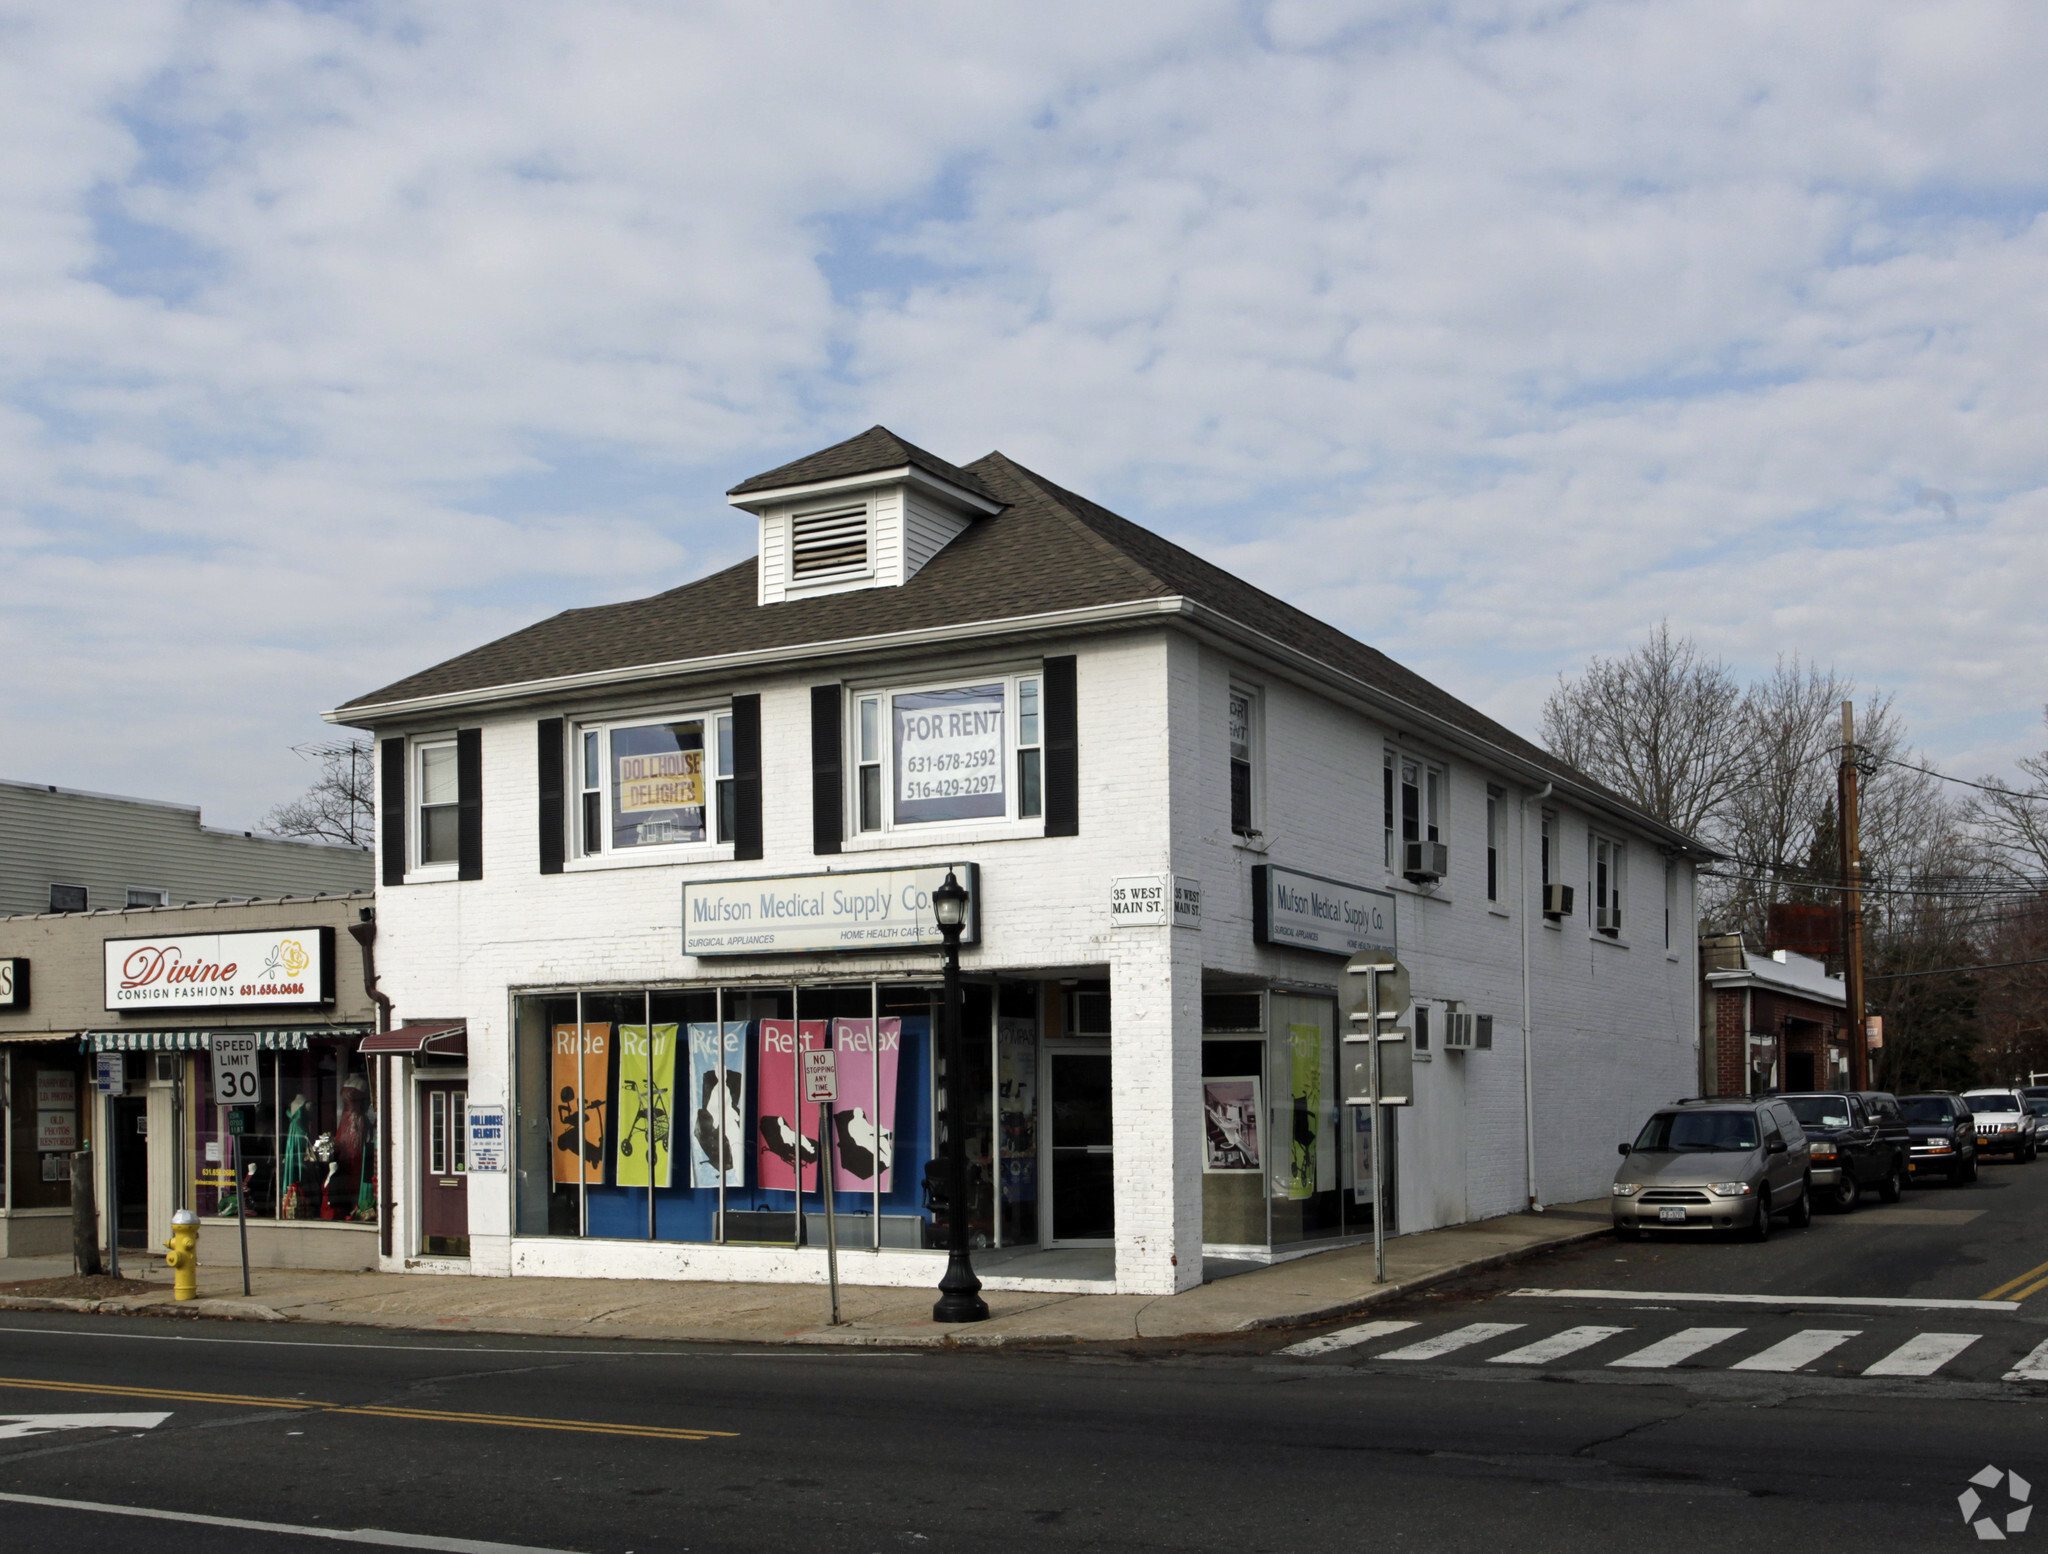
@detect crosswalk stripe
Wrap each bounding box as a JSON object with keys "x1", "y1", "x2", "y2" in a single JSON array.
[
  {"x1": 1487, "y1": 1326, "x2": 1630, "y2": 1365},
  {"x1": 1862, "y1": 1333, "x2": 1981, "y2": 1377},
  {"x1": 1607, "y1": 1326, "x2": 1747, "y2": 1369},
  {"x1": 1379, "y1": 1322, "x2": 1525, "y2": 1361},
  {"x1": 1279, "y1": 1320, "x2": 1419, "y2": 1358},
  {"x1": 2005, "y1": 1338, "x2": 2048, "y2": 1383},
  {"x1": 1730, "y1": 1329, "x2": 1861, "y2": 1372}
]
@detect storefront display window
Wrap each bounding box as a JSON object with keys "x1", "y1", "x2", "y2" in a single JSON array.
[
  {"x1": 6, "y1": 1048, "x2": 81, "y2": 1210},
  {"x1": 513, "y1": 979, "x2": 1043, "y2": 1252},
  {"x1": 188, "y1": 1039, "x2": 375, "y2": 1225}
]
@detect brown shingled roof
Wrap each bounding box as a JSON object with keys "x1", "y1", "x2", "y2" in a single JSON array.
[
  {"x1": 333, "y1": 432, "x2": 1644, "y2": 833},
  {"x1": 726, "y1": 425, "x2": 999, "y2": 503}
]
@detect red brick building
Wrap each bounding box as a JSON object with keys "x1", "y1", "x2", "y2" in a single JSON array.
[{"x1": 1700, "y1": 937, "x2": 1848, "y2": 1096}]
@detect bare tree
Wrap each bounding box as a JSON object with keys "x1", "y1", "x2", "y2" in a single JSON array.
[
  {"x1": 1540, "y1": 622, "x2": 1749, "y2": 836},
  {"x1": 1966, "y1": 706, "x2": 2048, "y2": 884},
  {"x1": 265, "y1": 740, "x2": 375, "y2": 848}
]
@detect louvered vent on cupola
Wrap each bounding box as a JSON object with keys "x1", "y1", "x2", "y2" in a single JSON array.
[{"x1": 789, "y1": 502, "x2": 870, "y2": 582}]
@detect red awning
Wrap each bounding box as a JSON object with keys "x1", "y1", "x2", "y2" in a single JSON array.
[{"x1": 360, "y1": 1021, "x2": 467, "y2": 1057}]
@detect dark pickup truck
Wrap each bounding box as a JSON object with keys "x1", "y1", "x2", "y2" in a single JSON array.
[{"x1": 1781, "y1": 1091, "x2": 1906, "y2": 1210}]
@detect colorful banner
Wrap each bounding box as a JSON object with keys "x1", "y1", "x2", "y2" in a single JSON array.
[
  {"x1": 687, "y1": 1022, "x2": 748, "y2": 1188},
  {"x1": 755, "y1": 1020, "x2": 827, "y2": 1191},
  {"x1": 614, "y1": 1023, "x2": 677, "y2": 1188},
  {"x1": 551, "y1": 1022, "x2": 611, "y2": 1185},
  {"x1": 825, "y1": 1018, "x2": 901, "y2": 1193},
  {"x1": 1288, "y1": 1023, "x2": 1320, "y2": 1200}
]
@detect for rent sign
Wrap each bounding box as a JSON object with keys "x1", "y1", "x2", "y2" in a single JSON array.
[
  {"x1": 103, "y1": 928, "x2": 336, "y2": 1010},
  {"x1": 684, "y1": 864, "x2": 981, "y2": 956}
]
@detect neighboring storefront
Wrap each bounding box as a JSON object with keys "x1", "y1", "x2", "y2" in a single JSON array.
[
  {"x1": 0, "y1": 894, "x2": 381, "y2": 1268},
  {"x1": 334, "y1": 427, "x2": 1708, "y2": 1296},
  {"x1": 1700, "y1": 938, "x2": 1849, "y2": 1095}
]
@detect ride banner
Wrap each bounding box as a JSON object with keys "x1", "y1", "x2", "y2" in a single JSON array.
[
  {"x1": 551, "y1": 1023, "x2": 612, "y2": 1185},
  {"x1": 614, "y1": 1023, "x2": 677, "y2": 1188},
  {"x1": 755, "y1": 1020, "x2": 828, "y2": 1191},
  {"x1": 825, "y1": 1018, "x2": 900, "y2": 1193},
  {"x1": 687, "y1": 1022, "x2": 748, "y2": 1188}
]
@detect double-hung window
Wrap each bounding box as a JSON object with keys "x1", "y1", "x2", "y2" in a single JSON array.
[
  {"x1": 1398, "y1": 758, "x2": 1442, "y2": 846},
  {"x1": 1485, "y1": 787, "x2": 1502, "y2": 902},
  {"x1": 851, "y1": 672, "x2": 1042, "y2": 835},
  {"x1": 1229, "y1": 687, "x2": 1258, "y2": 837},
  {"x1": 575, "y1": 709, "x2": 734, "y2": 856},
  {"x1": 417, "y1": 739, "x2": 460, "y2": 867},
  {"x1": 1383, "y1": 752, "x2": 1396, "y2": 866},
  {"x1": 1590, "y1": 833, "x2": 1625, "y2": 937},
  {"x1": 1540, "y1": 811, "x2": 1555, "y2": 889}
]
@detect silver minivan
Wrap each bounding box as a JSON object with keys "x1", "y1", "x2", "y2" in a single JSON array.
[{"x1": 1612, "y1": 1098, "x2": 1812, "y2": 1240}]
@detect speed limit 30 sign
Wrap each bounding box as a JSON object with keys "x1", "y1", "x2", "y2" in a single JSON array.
[{"x1": 211, "y1": 1032, "x2": 260, "y2": 1103}]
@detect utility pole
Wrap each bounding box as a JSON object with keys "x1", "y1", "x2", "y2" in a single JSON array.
[{"x1": 1838, "y1": 701, "x2": 1868, "y2": 1090}]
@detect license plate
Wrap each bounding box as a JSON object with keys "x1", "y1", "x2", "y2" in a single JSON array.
[{"x1": 1658, "y1": 1206, "x2": 1686, "y2": 1222}]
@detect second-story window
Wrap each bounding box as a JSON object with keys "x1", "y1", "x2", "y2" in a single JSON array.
[
  {"x1": 1229, "y1": 687, "x2": 1257, "y2": 836},
  {"x1": 1399, "y1": 758, "x2": 1442, "y2": 846},
  {"x1": 852, "y1": 672, "x2": 1042, "y2": 835},
  {"x1": 1383, "y1": 751, "x2": 1395, "y2": 866},
  {"x1": 417, "y1": 739, "x2": 460, "y2": 866},
  {"x1": 1486, "y1": 787, "x2": 1502, "y2": 901},
  {"x1": 1591, "y1": 833, "x2": 1625, "y2": 936},
  {"x1": 575, "y1": 709, "x2": 732, "y2": 856},
  {"x1": 1540, "y1": 810, "x2": 1555, "y2": 889}
]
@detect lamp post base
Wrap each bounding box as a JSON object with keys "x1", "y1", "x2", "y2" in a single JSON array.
[{"x1": 933, "y1": 1249, "x2": 989, "y2": 1323}]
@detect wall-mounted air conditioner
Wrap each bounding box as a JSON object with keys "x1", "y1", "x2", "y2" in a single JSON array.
[
  {"x1": 1596, "y1": 905, "x2": 1621, "y2": 938},
  {"x1": 1444, "y1": 1011, "x2": 1475, "y2": 1050},
  {"x1": 1543, "y1": 883, "x2": 1574, "y2": 919},
  {"x1": 1404, "y1": 839, "x2": 1448, "y2": 883}
]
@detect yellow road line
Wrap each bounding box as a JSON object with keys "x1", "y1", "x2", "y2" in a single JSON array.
[
  {"x1": 1980, "y1": 1257, "x2": 2048, "y2": 1301},
  {"x1": 0, "y1": 1375, "x2": 732, "y2": 1441},
  {"x1": 2007, "y1": 1273, "x2": 2048, "y2": 1303}
]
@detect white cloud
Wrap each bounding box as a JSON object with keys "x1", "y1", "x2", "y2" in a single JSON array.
[{"x1": 1, "y1": 0, "x2": 2046, "y2": 826}]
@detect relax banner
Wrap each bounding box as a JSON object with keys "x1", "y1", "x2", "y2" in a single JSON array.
[{"x1": 826, "y1": 1018, "x2": 900, "y2": 1193}]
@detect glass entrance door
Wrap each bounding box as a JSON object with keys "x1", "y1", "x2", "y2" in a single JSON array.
[{"x1": 1048, "y1": 1050, "x2": 1113, "y2": 1242}]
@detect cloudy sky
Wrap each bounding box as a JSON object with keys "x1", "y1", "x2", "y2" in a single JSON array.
[{"x1": 5, "y1": 0, "x2": 2045, "y2": 829}]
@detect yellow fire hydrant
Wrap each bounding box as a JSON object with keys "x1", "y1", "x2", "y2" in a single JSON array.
[{"x1": 164, "y1": 1208, "x2": 200, "y2": 1301}]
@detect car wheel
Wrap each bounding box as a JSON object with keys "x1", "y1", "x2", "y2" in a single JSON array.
[
  {"x1": 1964, "y1": 1154, "x2": 1980, "y2": 1183},
  {"x1": 1786, "y1": 1184, "x2": 1812, "y2": 1228},
  {"x1": 1748, "y1": 1188, "x2": 1772, "y2": 1242},
  {"x1": 1878, "y1": 1160, "x2": 1904, "y2": 1203},
  {"x1": 1614, "y1": 1222, "x2": 1640, "y2": 1242},
  {"x1": 1826, "y1": 1173, "x2": 1858, "y2": 1213}
]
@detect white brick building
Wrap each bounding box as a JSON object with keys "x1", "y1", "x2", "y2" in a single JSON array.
[{"x1": 331, "y1": 428, "x2": 1704, "y2": 1296}]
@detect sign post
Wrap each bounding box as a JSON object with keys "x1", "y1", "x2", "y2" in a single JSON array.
[
  {"x1": 212, "y1": 1035, "x2": 258, "y2": 1297},
  {"x1": 803, "y1": 1048, "x2": 841, "y2": 1326},
  {"x1": 1344, "y1": 956, "x2": 1412, "y2": 1284}
]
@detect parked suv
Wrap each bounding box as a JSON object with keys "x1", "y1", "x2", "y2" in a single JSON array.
[
  {"x1": 1962, "y1": 1090, "x2": 2040, "y2": 1162},
  {"x1": 1612, "y1": 1098, "x2": 1812, "y2": 1240},
  {"x1": 1900, "y1": 1092, "x2": 1978, "y2": 1185},
  {"x1": 1781, "y1": 1091, "x2": 1906, "y2": 1210},
  {"x1": 1857, "y1": 1090, "x2": 1915, "y2": 1180}
]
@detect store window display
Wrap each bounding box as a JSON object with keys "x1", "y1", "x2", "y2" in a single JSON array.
[{"x1": 190, "y1": 1039, "x2": 376, "y2": 1224}]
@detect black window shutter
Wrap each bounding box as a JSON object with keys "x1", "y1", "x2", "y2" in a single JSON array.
[
  {"x1": 1043, "y1": 654, "x2": 1079, "y2": 836},
  {"x1": 810, "y1": 684, "x2": 843, "y2": 855},
  {"x1": 456, "y1": 727, "x2": 484, "y2": 881},
  {"x1": 537, "y1": 718, "x2": 565, "y2": 875},
  {"x1": 731, "y1": 694, "x2": 763, "y2": 860},
  {"x1": 380, "y1": 737, "x2": 406, "y2": 886}
]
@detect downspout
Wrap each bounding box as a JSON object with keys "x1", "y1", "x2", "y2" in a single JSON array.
[
  {"x1": 1520, "y1": 782, "x2": 1553, "y2": 1212},
  {"x1": 346, "y1": 909, "x2": 395, "y2": 1260}
]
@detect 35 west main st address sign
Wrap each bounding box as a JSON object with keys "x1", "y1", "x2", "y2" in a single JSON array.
[{"x1": 102, "y1": 928, "x2": 337, "y2": 1010}]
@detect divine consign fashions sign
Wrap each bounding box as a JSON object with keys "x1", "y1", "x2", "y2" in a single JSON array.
[
  {"x1": 1251, "y1": 865, "x2": 1396, "y2": 960},
  {"x1": 683, "y1": 863, "x2": 981, "y2": 956},
  {"x1": 103, "y1": 928, "x2": 336, "y2": 1011}
]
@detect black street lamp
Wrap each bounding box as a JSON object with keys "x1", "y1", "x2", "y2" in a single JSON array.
[{"x1": 930, "y1": 868, "x2": 988, "y2": 1324}]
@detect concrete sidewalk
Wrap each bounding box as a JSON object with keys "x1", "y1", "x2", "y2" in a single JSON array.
[{"x1": 0, "y1": 1200, "x2": 1611, "y2": 1347}]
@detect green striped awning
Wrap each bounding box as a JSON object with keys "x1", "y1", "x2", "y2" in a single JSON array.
[{"x1": 84, "y1": 1027, "x2": 372, "y2": 1053}]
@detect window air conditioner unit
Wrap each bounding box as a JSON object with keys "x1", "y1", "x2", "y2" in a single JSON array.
[
  {"x1": 1542, "y1": 883, "x2": 1574, "y2": 919},
  {"x1": 1443, "y1": 1012, "x2": 1475, "y2": 1050},
  {"x1": 1596, "y1": 905, "x2": 1621, "y2": 937},
  {"x1": 1403, "y1": 839, "x2": 1448, "y2": 883}
]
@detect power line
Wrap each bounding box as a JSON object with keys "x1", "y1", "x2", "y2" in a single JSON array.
[
  {"x1": 1868, "y1": 955, "x2": 2048, "y2": 982},
  {"x1": 1697, "y1": 868, "x2": 2043, "y2": 901},
  {"x1": 1873, "y1": 753, "x2": 2048, "y2": 800}
]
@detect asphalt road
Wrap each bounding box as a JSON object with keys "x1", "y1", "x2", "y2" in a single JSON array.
[{"x1": 1, "y1": 1155, "x2": 2044, "y2": 1554}]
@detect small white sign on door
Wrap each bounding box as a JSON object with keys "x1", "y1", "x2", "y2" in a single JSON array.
[{"x1": 467, "y1": 1104, "x2": 507, "y2": 1173}]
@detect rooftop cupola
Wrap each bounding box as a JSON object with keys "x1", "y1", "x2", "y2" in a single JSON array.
[{"x1": 728, "y1": 426, "x2": 1004, "y2": 605}]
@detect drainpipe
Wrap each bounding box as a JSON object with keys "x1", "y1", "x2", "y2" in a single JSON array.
[
  {"x1": 346, "y1": 909, "x2": 395, "y2": 1260},
  {"x1": 1520, "y1": 782, "x2": 1554, "y2": 1212}
]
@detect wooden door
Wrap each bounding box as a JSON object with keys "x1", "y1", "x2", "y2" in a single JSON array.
[{"x1": 419, "y1": 1080, "x2": 469, "y2": 1256}]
